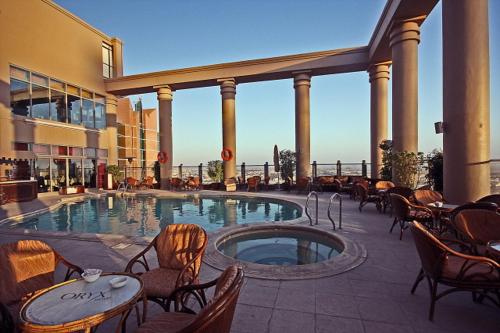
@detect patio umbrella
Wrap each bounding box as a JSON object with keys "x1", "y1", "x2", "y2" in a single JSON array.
[{"x1": 273, "y1": 145, "x2": 280, "y2": 188}]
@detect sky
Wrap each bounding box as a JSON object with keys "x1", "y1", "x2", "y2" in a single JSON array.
[{"x1": 55, "y1": 0, "x2": 500, "y2": 166}]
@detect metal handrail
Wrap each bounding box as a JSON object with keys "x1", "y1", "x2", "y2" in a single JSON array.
[
  {"x1": 305, "y1": 191, "x2": 319, "y2": 226},
  {"x1": 327, "y1": 193, "x2": 342, "y2": 230}
]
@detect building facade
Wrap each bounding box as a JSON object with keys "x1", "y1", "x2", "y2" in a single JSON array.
[{"x1": 0, "y1": 0, "x2": 125, "y2": 191}]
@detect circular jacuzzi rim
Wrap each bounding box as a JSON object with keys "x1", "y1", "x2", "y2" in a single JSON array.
[{"x1": 204, "y1": 222, "x2": 367, "y2": 280}]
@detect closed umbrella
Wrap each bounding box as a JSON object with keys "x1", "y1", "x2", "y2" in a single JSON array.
[{"x1": 273, "y1": 145, "x2": 280, "y2": 188}]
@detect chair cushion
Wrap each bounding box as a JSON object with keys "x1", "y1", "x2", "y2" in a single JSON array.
[
  {"x1": 442, "y1": 255, "x2": 500, "y2": 282},
  {"x1": 140, "y1": 268, "x2": 181, "y2": 298},
  {"x1": 135, "y1": 312, "x2": 195, "y2": 333}
]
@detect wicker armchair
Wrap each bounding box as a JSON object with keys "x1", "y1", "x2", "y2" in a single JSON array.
[
  {"x1": 409, "y1": 221, "x2": 500, "y2": 320},
  {"x1": 125, "y1": 224, "x2": 208, "y2": 312},
  {"x1": 0, "y1": 240, "x2": 83, "y2": 333},
  {"x1": 451, "y1": 209, "x2": 500, "y2": 255},
  {"x1": 135, "y1": 265, "x2": 244, "y2": 333},
  {"x1": 355, "y1": 183, "x2": 382, "y2": 212},
  {"x1": 375, "y1": 180, "x2": 395, "y2": 190},
  {"x1": 127, "y1": 177, "x2": 140, "y2": 191},
  {"x1": 140, "y1": 176, "x2": 154, "y2": 189},
  {"x1": 389, "y1": 193, "x2": 433, "y2": 240},
  {"x1": 413, "y1": 189, "x2": 444, "y2": 206},
  {"x1": 185, "y1": 177, "x2": 201, "y2": 191},
  {"x1": 170, "y1": 178, "x2": 185, "y2": 191},
  {"x1": 247, "y1": 176, "x2": 261, "y2": 192},
  {"x1": 382, "y1": 186, "x2": 414, "y2": 214}
]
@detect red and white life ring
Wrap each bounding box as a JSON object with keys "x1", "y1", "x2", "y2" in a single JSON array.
[
  {"x1": 157, "y1": 151, "x2": 168, "y2": 164},
  {"x1": 221, "y1": 148, "x2": 233, "y2": 161}
]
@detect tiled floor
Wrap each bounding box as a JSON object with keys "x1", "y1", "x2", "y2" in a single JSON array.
[{"x1": 1, "y1": 191, "x2": 499, "y2": 333}]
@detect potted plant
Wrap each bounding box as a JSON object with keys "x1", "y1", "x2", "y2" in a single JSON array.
[
  {"x1": 279, "y1": 149, "x2": 296, "y2": 191},
  {"x1": 379, "y1": 140, "x2": 393, "y2": 180},
  {"x1": 426, "y1": 149, "x2": 443, "y2": 192},
  {"x1": 106, "y1": 165, "x2": 122, "y2": 189},
  {"x1": 391, "y1": 151, "x2": 424, "y2": 188},
  {"x1": 207, "y1": 160, "x2": 224, "y2": 190}
]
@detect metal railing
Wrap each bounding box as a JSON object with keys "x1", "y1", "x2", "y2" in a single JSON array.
[
  {"x1": 327, "y1": 193, "x2": 342, "y2": 230},
  {"x1": 305, "y1": 191, "x2": 319, "y2": 226}
]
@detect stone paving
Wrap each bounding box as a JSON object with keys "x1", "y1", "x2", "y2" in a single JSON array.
[{"x1": 1, "y1": 190, "x2": 499, "y2": 333}]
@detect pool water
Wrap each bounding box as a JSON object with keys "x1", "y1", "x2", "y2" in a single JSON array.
[
  {"x1": 9, "y1": 195, "x2": 301, "y2": 237},
  {"x1": 217, "y1": 229, "x2": 342, "y2": 265}
]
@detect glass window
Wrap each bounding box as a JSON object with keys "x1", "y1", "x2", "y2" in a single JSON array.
[
  {"x1": 50, "y1": 89, "x2": 67, "y2": 122},
  {"x1": 67, "y1": 93, "x2": 81, "y2": 124},
  {"x1": 69, "y1": 147, "x2": 83, "y2": 156},
  {"x1": 50, "y1": 79, "x2": 65, "y2": 91},
  {"x1": 67, "y1": 84, "x2": 80, "y2": 96},
  {"x1": 10, "y1": 66, "x2": 29, "y2": 81},
  {"x1": 94, "y1": 102, "x2": 106, "y2": 129},
  {"x1": 53, "y1": 146, "x2": 68, "y2": 156},
  {"x1": 51, "y1": 159, "x2": 67, "y2": 190},
  {"x1": 69, "y1": 159, "x2": 83, "y2": 186},
  {"x1": 10, "y1": 79, "x2": 30, "y2": 116},
  {"x1": 31, "y1": 84, "x2": 50, "y2": 119},
  {"x1": 85, "y1": 147, "x2": 96, "y2": 158},
  {"x1": 97, "y1": 149, "x2": 108, "y2": 158},
  {"x1": 82, "y1": 89, "x2": 93, "y2": 99},
  {"x1": 102, "y1": 43, "x2": 113, "y2": 78},
  {"x1": 35, "y1": 159, "x2": 50, "y2": 192},
  {"x1": 82, "y1": 99, "x2": 94, "y2": 128},
  {"x1": 33, "y1": 144, "x2": 50, "y2": 155},
  {"x1": 13, "y1": 142, "x2": 30, "y2": 151},
  {"x1": 84, "y1": 159, "x2": 96, "y2": 188},
  {"x1": 32, "y1": 74, "x2": 48, "y2": 87}
]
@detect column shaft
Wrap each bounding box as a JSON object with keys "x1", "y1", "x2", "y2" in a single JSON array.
[
  {"x1": 105, "y1": 94, "x2": 118, "y2": 165},
  {"x1": 220, "y1": 79, "x2": 237, "y2": 180},
  {"x1": 390, "y1": 20, "x2": 420, "y2": 154},
  {"x1": 368, "y1": 63, "x2": 390, "y2": 179},
  {"x1": 157, "y1": 86, "x2": 173, "y2": 190},
  {"x1": 294, "y1": 72, "x2": 311, "y2": 180},
  {"x1": 443, "y1": 0, "x2": 490, "y2": 203}
]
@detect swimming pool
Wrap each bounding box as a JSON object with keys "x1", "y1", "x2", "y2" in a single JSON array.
[{"x1": 8, "y1": 195, "x2": 301, "y2": 237}]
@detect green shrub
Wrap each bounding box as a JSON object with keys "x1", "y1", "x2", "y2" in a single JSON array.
[
  {"x1": 207, "y1": 160, "x2": 224, "y2": 183},
  {"x1": 426, "y1": 149, "x2": 443, "y2": 192},
  {"x1": 279, "y1": 149, "x2": 296, "y2": 183}
]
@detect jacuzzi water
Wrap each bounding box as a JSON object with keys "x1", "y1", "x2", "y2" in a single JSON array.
[
  {"x1": 8, "y1": 195, "x2": 301, "y2": 237},
  {"x1": 217, "y1": 229, "x2": 342, "y2": 265}
]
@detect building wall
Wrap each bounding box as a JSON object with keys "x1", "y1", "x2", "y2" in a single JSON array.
[{"x1": 0, "y1": 0, "x2": 123, "y2": 182}]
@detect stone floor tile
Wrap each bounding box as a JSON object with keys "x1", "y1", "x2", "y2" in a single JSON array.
[
  {"x1": 231, "y1": 304, "x2": 272, "y2": 333},
  {"x1": 363, "y1": 321, "x2": 414, "y2": 333},
  {"x1": 315, "y1": 292, "x2": 360, "y2": 318},
  {"x1": 239, "y1": 284, "x2": 278, "y2": 308},
  {"x1": 269, "y1": 309, "x2": 315, "y2": 333},
  {"x1": 356, "y1": 296, "x2": 407, "y2": 324},
  {"x1": 275, "y1": 287, "x2": 315, "y2": 313},
  {"x1": 315, "y1": 314, "x2": 364, "y2": 333}
]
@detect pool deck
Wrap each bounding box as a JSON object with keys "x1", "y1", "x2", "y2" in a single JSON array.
[{"x1": 1, "y1": 190, "x2": 499, "y2": 333}]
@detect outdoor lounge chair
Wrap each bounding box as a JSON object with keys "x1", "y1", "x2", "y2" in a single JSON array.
[
  {"x1": 451, "y1": 209, "x2": 500, "y2": 255},
  {"x1": 247, "y1": 176, "x2": 261, "y2": 192},
  {"x1": 125, "y1": 224, "x2": 208, "y2": 312},
  {"x1": 390, "y1": 193, "x2": 433, "y2": 240},
  {"x1": 0, "y1": 240, "x2": 83, "y2": 333},
  {"x1": 409, "y1": 221, "x2": 500, "y2": 321},
  {"x1": 413, "y1": 189, "x2": 444, "y2": 206},
  {"x1": 185, "y1": 176, "x2": 201, "y2": 191},
  {"x1": 135, "y1": 265, "x2": 244, "y2": 333},
  {"x1": 355, "y1": 183, "x2": 382, "y2": 212}
]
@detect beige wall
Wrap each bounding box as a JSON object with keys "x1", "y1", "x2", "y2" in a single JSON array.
[{"x1": 0, "y1": 0, "x2": 123, "y2": 162}]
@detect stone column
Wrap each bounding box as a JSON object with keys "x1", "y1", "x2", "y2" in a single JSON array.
[
  {"x1": 368, "y1": 63, "x2": 390, "y2": 179},
  {"x1": 219, "y1": 79, "x2": 237, "y2": 181},
  {"x1": 105, "y1": 94, "x2": 118, "y2": 165},
  {"x1": 443, "y1": 0, "x2": 490, "y2": 203},
  {"x1": 294, "y1": 72, "x2": 311, "y2": 179},
  {"x1": 389, "y1": 18, "x2": 421, "y2": 154},
  {"x1": 157, "y1": 85, "x2": 173, "y2": 190}
]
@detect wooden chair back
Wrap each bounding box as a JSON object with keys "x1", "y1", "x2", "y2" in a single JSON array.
[
  {"x1": 375, "y1": 180, "x2": 395, "y2": 190},
  {"x1": 452, "y1": 209, "x2": 500, "y2": 247},
  {"x1": 477, "y1": 194, "x2": 500, "y2": 206},
  {"x1": 413, "y1": 189, "x2": 443, "y2": 205},
  {"x1": 389, "y1": 194, "x2": 411, "y2": 220},
  {"x1": 387, "y1": 186, "x2": 414, "y2": 199}
]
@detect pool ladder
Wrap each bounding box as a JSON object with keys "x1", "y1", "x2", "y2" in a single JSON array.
[{"x1": 305, "y1": 191, "x2": 342, "y2": 230}]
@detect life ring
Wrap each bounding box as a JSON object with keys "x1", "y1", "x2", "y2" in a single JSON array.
[
  {"x1": 221, "y1": 148, "x2": 233, "y2": 161},
  {"x1": 157, "y1": 151, "x2": 168, "y2": 164}
]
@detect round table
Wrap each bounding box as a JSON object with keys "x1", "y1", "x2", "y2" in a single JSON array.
[
  {"x1": 20, "y1": 273, "x2": 145, "y2": 333},
  {"x1": 486, "y1": 241, "x2": 500, "y2": 262}
]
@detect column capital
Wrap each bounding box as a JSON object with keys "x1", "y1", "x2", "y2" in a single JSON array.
[
  {"x1": 218, "y1": 78, "x2": 236, "y2": 99},
  {"x1": 293, "y1": 71, "x2": 311, "y2": 88},
  {"x1": 389, "y1": 16, "x2": 425, "y2": 48},
  {"x1": 368, "y1": 62, "x2": 391, "y2": 82},
  {"x1": 155, "y1": 85, "x2": 173, "y2": 101}
]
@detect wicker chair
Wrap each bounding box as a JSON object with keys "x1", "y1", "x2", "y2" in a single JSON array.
[
  {"x1": 125, "y1": 224, "x2": 208, "y2": 312},
  {"x1": 170, "y1": 178, "x2": 185, "y2": 191},
  {"x1": 382, "y1": 186, "x2": 414, "y2": 214},
  {"x1": 135, "y1": 265, "x2": 244, "y2": 333},
  {"x1": 451, "y1": 209, "x2": 500, "y2": 255},
  {"x1": 389, "y1": 194, "x2": 433, "y2": 240},
  {"x1": 409, "y1": 221, "x2": 500, "y2": 320},
  {"x1": 127, "y1": 177, "x2": 140, "y2": 191},
  {"x1": 247, "y1": 176, "x2": 261, "y2": 192},
  {"x1": 375, "y1": 180, "x2": 395, "y2": 190},
  {"x1": 185, "y1": 177, "x2": 201, "y2": 191},
  {"x1": 0, "y1": 240, "x2": 83, "y2": 333},
  {"x1": 140, "y1": 176, "x2": 154, "y2": 189},
  {"x1": 413, "y1": 189, "x2": 444, "y2": 206},
  {"x1": 355, "y1": 183, "x2": 382, "y2": 212}
]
